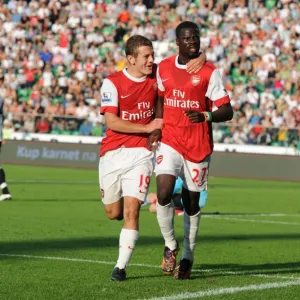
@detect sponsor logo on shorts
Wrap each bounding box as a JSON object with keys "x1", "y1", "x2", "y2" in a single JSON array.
[
  {"x1": 102, "y1": 92, "x2": 112, "y2": 103},
  {"x1": 156, "y1": 155, "x2": 163, "y2": 165},
  {"x1": 191, "y1": 75, "x2": 201, "y2": 86},
  {"x1": 101, "y1": 189, "x2": 104, "y2": 198}
]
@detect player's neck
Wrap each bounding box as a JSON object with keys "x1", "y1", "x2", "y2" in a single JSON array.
[
  {"x1": 178, "y1": 53, "x2": 200, "y2": 65},
  {"x1": 126, "y1": 67, "x2": 146, "y2": 79}
]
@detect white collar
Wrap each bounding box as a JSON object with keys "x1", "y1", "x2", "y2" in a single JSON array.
[
  {"x1": 175, "y1": 56, "x2": 187, "y2": 70},
  {"x1": 123, "y1": 68, "x2": 147, "y2": 82}
]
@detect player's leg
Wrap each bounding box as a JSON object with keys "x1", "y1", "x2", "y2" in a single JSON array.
[
  {"x1": 102, "y1": 199, "x2": 124, "y2": 220},
  {"x1": 0, "y1": 165, "x2": 12, "y2": 201},
  {"x1": 147, "y1": 193, "x2": 158, "y2": 213},
  {"x1": 199, "y1": 189, "x2": 208, "y2": 209},
  {"x1": 155, "y1": 143, "x2": 182, "y2": 274},
  {"x1": 174, "y1": 156, "x2": 210, "y2": 280},
  {"x1": 99, "y1": 151, "x2": 123, "y2": 220},
  {"x1": 111, "y1": 148, "x2": 153, "y2": 281},
  {"x1": 0, "y1": 142, "x2": 12, "y2": 201},
  {"x1": 172, "y1": 194, "x2": 184, "y2": 216},
  {"x1": 111, "y1": 196, "x2": 141, "y2": 281}
]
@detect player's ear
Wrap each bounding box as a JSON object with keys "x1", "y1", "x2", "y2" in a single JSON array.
[
  {"x1": 176, "y1": 38, "x2": 179, "y2": 47},
  {"x1": 127, "y1": 55, "x2": 136, "y2": 66}
]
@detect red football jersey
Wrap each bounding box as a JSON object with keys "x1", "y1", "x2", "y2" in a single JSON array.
[
  {"x1": 100, "y1": 67, "x2": 157, "y2": 157},
  {"x1": 157, "y1": 56, "x2": 230, "y2": 163}
]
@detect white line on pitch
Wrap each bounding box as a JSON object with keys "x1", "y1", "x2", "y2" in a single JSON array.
[
  {"x1": 203, "y1": 214, "x2": 300, "y2": 217},
  {"x1": 204, "y1": 216, "x2": 300, "y2": 226},
  {"x1": 0, "y1": 253, "x2": 158, "y2": 268},
  {"x1": 144, "y1": 279, "x2": 300, "y2": 300},
  {"x1": 0, "y1": 253, "x2": 298, "y2": 280},
  {"x1": 8, "y1": 179, "x2": 97, "y2": 184}
]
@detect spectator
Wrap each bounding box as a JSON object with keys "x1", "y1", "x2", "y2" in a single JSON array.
[
  {"x1": 91, "y1": 122, "x2": 103, "y2": 137},
  {"x1": 23, "y1": 115, "x2": 35, "y2": 133},
  {"x1": 0, "y1": 0, "x2": 298, "y2": 146},
  {"x1": 257, "y1": 128, "x2": 272, "y2": 146},
  {"x1": 75, "y1": 100, "x2": 89, "y2": 119},
  {"x1": 212, "y1": 124, "x2": 224, "y2": 143},
  {"x1": 79, "y1": 120, "x2": 93, "y2": 136},
  {"x1": 36, "y1": 116, "x2": 50, "y2": 133}
]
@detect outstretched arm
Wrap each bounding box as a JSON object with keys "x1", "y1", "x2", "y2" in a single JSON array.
[{"x1": 186, "y1": 52, "x2": 207, "y2": 74}]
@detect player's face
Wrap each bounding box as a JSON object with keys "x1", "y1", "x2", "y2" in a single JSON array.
[
  {"x1": 176, "y1": 28, "x2": 200, "y2": 59},
  {"x1": 133, "y1": 46, "x2": 155, "y2": 76}
]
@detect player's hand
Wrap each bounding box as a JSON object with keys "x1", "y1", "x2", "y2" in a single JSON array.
[
  {"x1": 147, "y1": 129, "x2": 162, "y2": 150},
  {"x1": 184, "y1": 110, "x2": 205, "y2": 123},
  {"x1": 186, "y1": 52, "x2": 206, "y2": 74},
  {"x1": 145, "y1": 118, "x2": 163, "y2": 133}
]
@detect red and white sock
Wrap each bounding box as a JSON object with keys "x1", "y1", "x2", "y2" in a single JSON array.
[{"x1": 115, "y1": 229, "x2": 139, "y2": 269}]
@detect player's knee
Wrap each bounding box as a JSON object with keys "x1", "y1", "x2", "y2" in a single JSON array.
[
  {"x1": 157, "y1": 188, "x2": 172, "y2": 206},
  {"x1": 105, "y1": 208, "x2": 123, "y2": 220},
  {"x1": 184, "y1": 198, "x2": 200, "y2": 216},
  {"x1": 185, "y1": 206, "x2": 200, "y2": 216}
]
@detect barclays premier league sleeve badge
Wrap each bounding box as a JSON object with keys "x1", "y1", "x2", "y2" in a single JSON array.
[{"x1": 102, "y1": 92, "x2": 112, "y2": 103}]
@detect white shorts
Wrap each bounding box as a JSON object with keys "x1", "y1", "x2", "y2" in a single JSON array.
[
  {"x1": 99, "y1": 147, "x2": 154, "y2": 205},
  {"x1": 155, "y1": 143, "x2": 210, "y2": 192}
]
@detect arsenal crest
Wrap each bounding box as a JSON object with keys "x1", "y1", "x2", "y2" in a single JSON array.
[
  {"x1": 153, "y1": 82, "x2": 158, "y2": 90},
  {"x1": 156, "y1": 155, "x2": 163, "y2": 165},
  {"x1": 191, "y1": 75, "x2": 201, "y2": 86}
]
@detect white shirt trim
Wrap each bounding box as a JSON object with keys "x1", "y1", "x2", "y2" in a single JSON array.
[
  {"x1": 100, "y1": 78, "x2": 118, "y2": 108},
  {"x1": 175, "y1": 56, "x2": 187, "y2": 70},
  {"x1": 123, "y1": 68, "x2": 147, "y2": 82},
  {"x1": 205, "y1": 69, "x2": 228, "y2": 101},
  {"x1": 156, "y1": 65, "x2": 165, "y2": 92}
]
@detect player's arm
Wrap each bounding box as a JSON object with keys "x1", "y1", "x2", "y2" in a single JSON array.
[
  {"x1": 186, "y1": 52, "x2": 207, "y2": 74},
  {"x1": 147, "y1": 66, "x2": 165, "y2": 147},
  {"x1": 105, "y1": 113, "x2": 163, "y2": 134},
  {"x1": 210, "y1": 103, "x2": 233, "y2": 122},
  {"x1": 185, "y1": 69, "x2": 233, "y2": 123},
  {"x1": 101, "y1": 79, "x2": 163, "y2": 134},
  {"x1": 154, "y1": 65, "x2": 165, "y2": 119},
  {"x1": 155, "y1": 94, "x2": 164, "y2": 119}
]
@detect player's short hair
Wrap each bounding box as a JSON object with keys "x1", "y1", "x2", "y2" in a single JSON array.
[
  {"x1": 125, "y1": 35, "x2": 153, "y2": 57},
  {"x1": 175, "y1": 21, "x2": 200, "y2": 38}
]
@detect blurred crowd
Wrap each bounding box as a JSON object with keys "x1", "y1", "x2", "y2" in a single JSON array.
[{"x1": 0, "y1": 0, "x2": 299, "y2": 148}]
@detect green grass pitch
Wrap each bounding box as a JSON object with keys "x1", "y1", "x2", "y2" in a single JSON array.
[{"x1": 0, "y1": 164, "x2": 300, "y2": 300}]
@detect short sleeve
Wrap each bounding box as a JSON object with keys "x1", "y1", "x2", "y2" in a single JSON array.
[
  {"x1": 205, "y1": 69, "x2": 230, "y2": 107},
  {"x1": 100, "y1": 78, "x2": 118, "y2": 115},
  {"x1": 156, "y1": 65, "x2": 165, "y2": 97}
]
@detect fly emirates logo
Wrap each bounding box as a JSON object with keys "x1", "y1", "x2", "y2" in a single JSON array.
[
  {"x1": 121, "y1": 102, "x2": 154, "y2": 121},
  {"x1": 164, "y1": 89, "x2": 200, "y2": 109}
]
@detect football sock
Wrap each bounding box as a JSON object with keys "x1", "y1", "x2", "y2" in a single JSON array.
[
  {"x1": 0, "y1": 167, "x2": 9, "y2": 194},
  {"x1": 115, "y1": 229, "x2": 139, "y2": 269},
  {"x1": 182, "y1": 210, "x2": 201, "y2": 263},
  {"x1": 156, "y1": 202, "x2": 177, "y2": 251}
]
